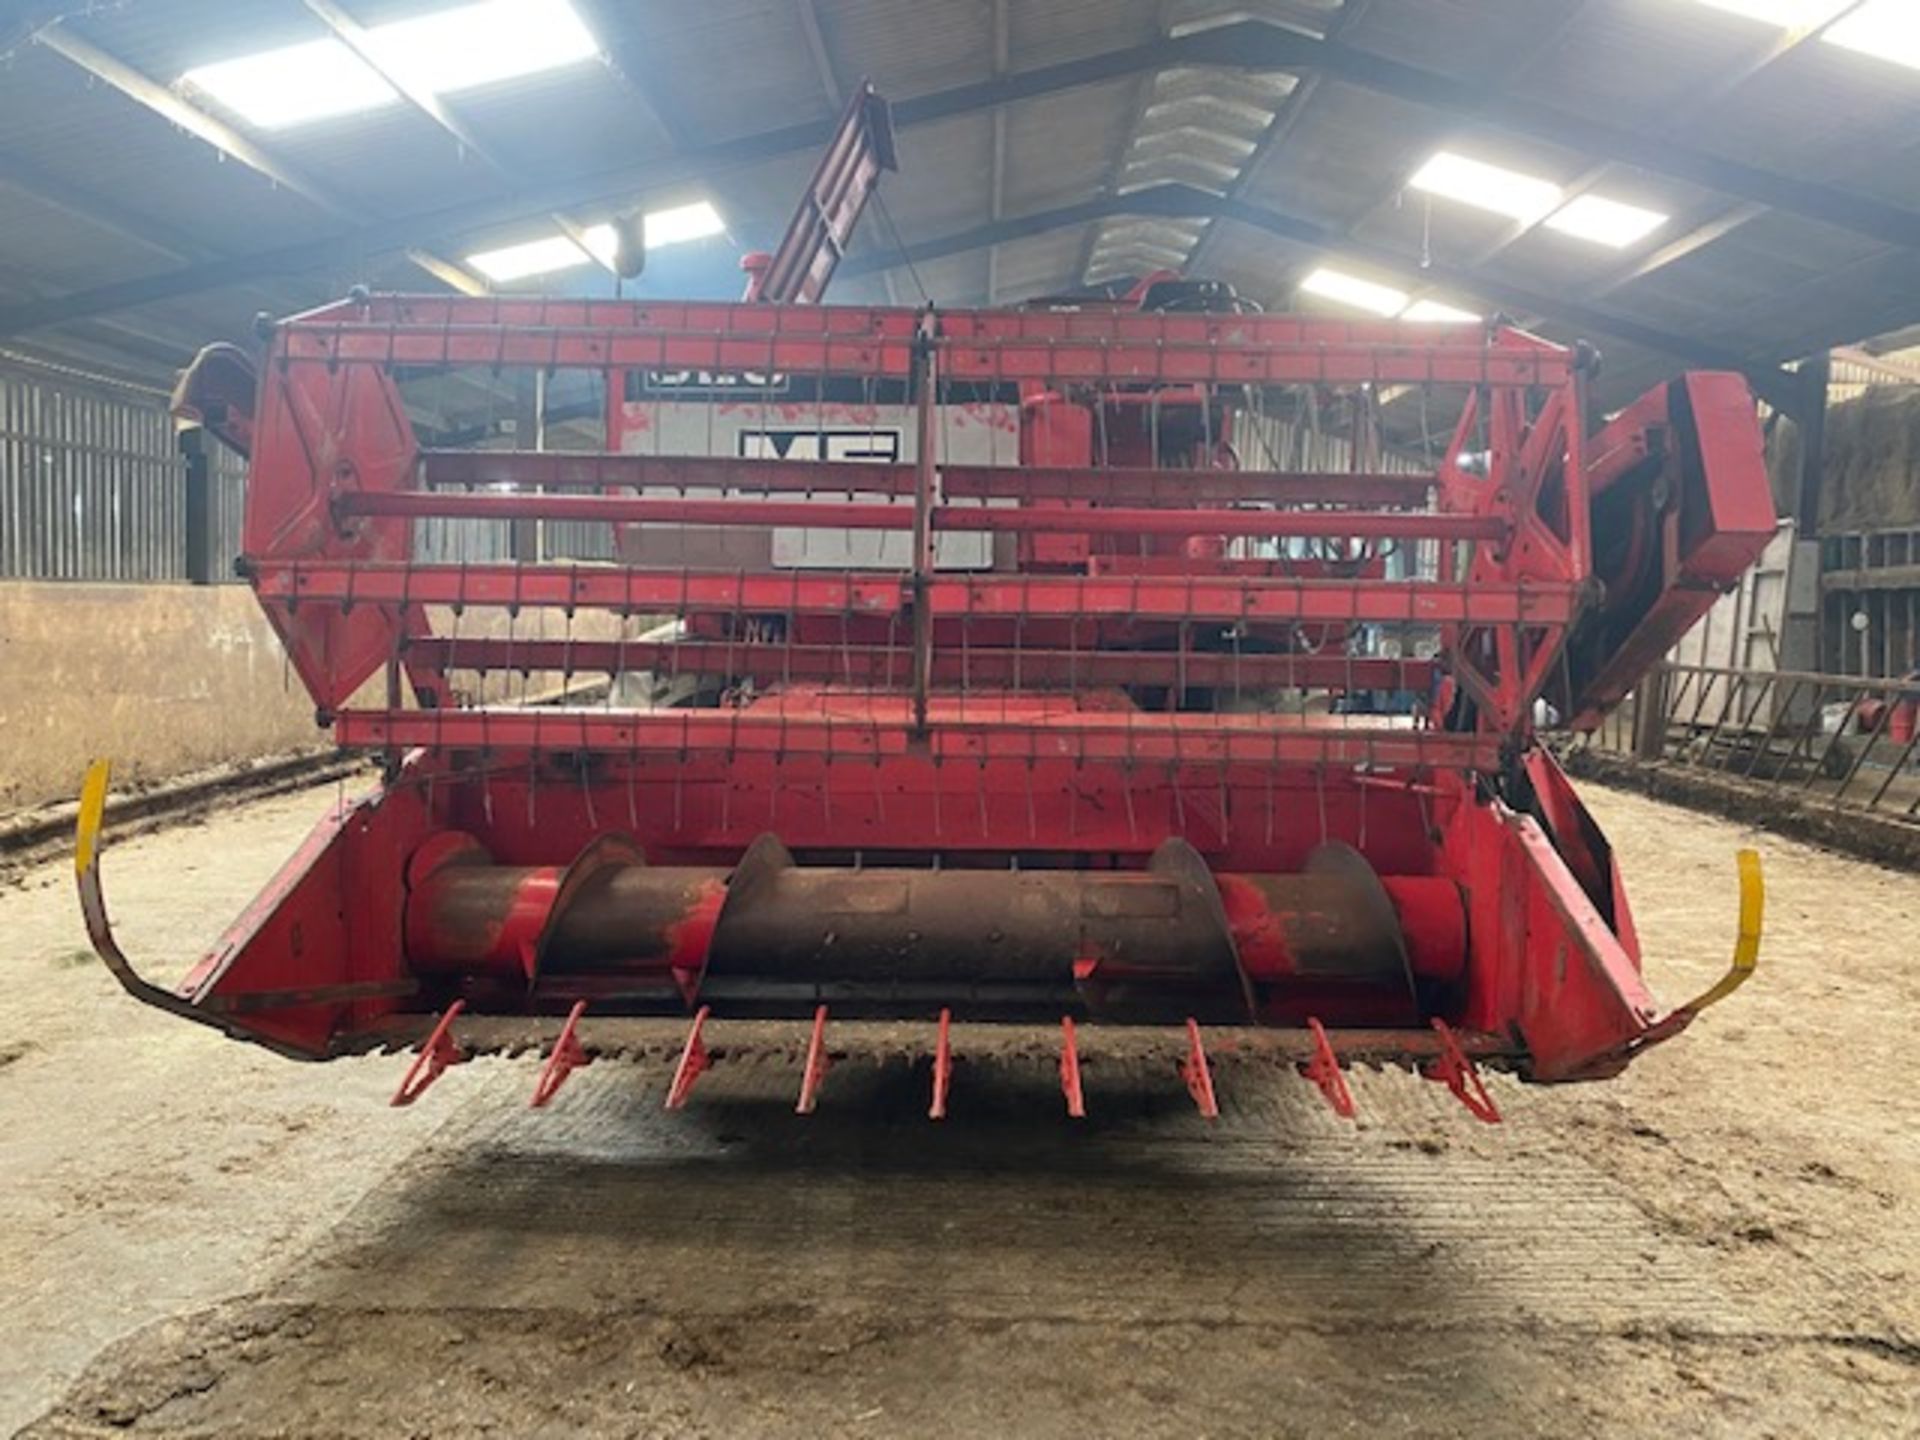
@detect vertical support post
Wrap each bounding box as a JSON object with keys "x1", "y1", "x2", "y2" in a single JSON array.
[
  {"x1": 1793, "y1": 352, "x2": 1831, "y2": 540},
  {"x1": 1566, "y1": 342, "x2": 1594, "y2": 585},
  {"x1": 1789, "y1": 354, "x2": 1835, "y2": 677},
  {"x1": 909, "y1": 310, "x2": 938, "y2": 735},
  {"x1": 180, "y1": 427, "x2": 217, "y2": 584},
  {"x1": 1632, "y1": 661, "x2": 1669, "y2": 760},
  {"x1": 511, "y1": 369, "x2": 541, "y2": 563}
]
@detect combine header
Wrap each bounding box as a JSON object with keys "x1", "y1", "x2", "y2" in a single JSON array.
[{"x1": 78, "y1": 93, "x2": 1773, "y2": 1123}]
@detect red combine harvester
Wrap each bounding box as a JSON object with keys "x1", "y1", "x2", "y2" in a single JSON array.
[{"x1": 78, "y1": 88, "x2": 1771, "y2": 1122}]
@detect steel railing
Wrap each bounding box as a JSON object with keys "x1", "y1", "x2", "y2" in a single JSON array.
[{"x1": 1580, "y1": 662, "x2": 1920, "y2": 826}]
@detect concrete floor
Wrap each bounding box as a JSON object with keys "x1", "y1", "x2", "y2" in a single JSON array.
[{"x1": 1, "y1": 782, "x2": 1916, "y2": 1437}]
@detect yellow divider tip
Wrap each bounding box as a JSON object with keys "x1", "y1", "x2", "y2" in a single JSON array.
[{"x1": 75, "y1": 758, "x2": 112, "y2": 877}]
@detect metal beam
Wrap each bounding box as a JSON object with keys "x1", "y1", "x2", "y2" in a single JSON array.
[
  {"x1": 0, "y1": 151, "x2": 211, "y2": 264},
  {"x1": 13, "y1": 18, "x2": 1920, "y2": 335},
  {"x1": 795, "y1": 0, "x2": 843, "y2": 106},
  {"x1": 1077, "y1": 1, "x2": 1172, "y2": 287},
  {"x1": 37, "y1": 24, "x2": 357, "y2": 217},
  {"x1": 840, "y1": 194, "x2": 1137, "y2": 278},
  {"x1": 1269, "y1": 22, "x2": 1920, "y2": 252},
  {"x1": 1371, "y1": 2, "x2": 1590, "y2": 320},
  {"x1": 1300, "y1": 0, "x2": 1543, "y2": 277},
  {"x1": 836, "y1": 182, "x2": 1803, "y2": 408},
  {"x1": 1793, "y1": 353, "x2": 1831, "y2": 534},
  {"x1": 301, "y1": 0, "x2": 510, "y2": 174},
  {"x1": 0, "y1": 253, "x2": 208, "y2": 377},
  {"x1": 0, "y1": 24, "x2": 1220, "y2": 336},
  {"x1": 1749, "y1": 244, "x2": 1920, "y2": 367},
  {"x1": 0, "y1": 2, "x2": 81, "y2": 60},
  {"x1": 33, "y1": 21, "x2": 488, "y2": 296},
  {"x1": 1466, "y1": 1, "x2": 1870, "y2": 275},
  {"x1": 0, "y1": 336, "x2": 178, "y2": 394},
  {"x1": 0, "y1": 256, "x2": 204, "y2": 362},
  {"x1": 0, "y1": 149, "x2": 318, "y2": 339},
  {"x1": 1180, "y1": 72, "x2": 1317, "y2": 277},
  {"x1": 571, "y1": 0, "x2": 696, "y2": 149},
  {"x1": 299, "y1": 0, "x2": 606, "y2": 269},
  {"x1": 985, "y1": 0, "x2": 1008, "y2": 304},
  {"x1": 1585, "y1": 202, "x2": 1763, "y2": 299},
  {"x1": 1834, "y1": 345, "x2": 1920, "y2": 386}
]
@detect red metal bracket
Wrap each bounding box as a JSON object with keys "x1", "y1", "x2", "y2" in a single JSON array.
[
  {"x1": 665, "y1": 1004, "x2": 713, "y2": 1110},
  {"x1": 1181, "y1": 1017, "x2": 1219, "y2": 1119},
  {"x1": 1060, "y1": 1015, "x2": 1086, "y2": 1119},
  {"x1": 796, "y1": 1004, "x2": 832, "y2": 1114},
  {"x1": 529, "y1": 1000, "x2": 592, "y2": 1109},
  {"x1": 1299, "y1": 1017, "x2": 1356, "y2": 1120},
  {"x1": 929, "y1": 1007, "x2": 952, "y2": 1121},
  {"x1": 390, "y1": 1000, "x2": 467, "y2": 1107},
  {"x1": 1422, "y1": 1018, "x2": 1502, "y2": 1123}
]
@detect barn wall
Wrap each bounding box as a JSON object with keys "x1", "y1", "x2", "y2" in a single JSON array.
[{"x1": 0, "y1": 582, "x2": 322, "y2": 812}]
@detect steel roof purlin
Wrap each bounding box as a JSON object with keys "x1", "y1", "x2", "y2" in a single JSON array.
[{"x1": 0, "y1": 0, "x2": 1917, "y2": 399}]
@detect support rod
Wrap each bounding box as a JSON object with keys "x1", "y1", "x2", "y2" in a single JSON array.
[
  {"x1": 416, "y1": 450, "x2": 1438, "y2": 507},
  {"x1": 401, "y1": 638, "x2": 1439, "y2": 691},
  {"x1": 338, "y1": 489, "x2": 1505, "y2": 540}
]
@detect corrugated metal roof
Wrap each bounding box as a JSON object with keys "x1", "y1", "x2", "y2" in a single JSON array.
[
  {"x1": 1001, "y1": 80, "x2": 1137, "y2": 214},
  {"x1": 819, "y1": 0, "x2": 997, "y2": 97},
  {"x1": 1, "y1": 0, "x2": 1919, "y2": 413},
  {"x1": 1086, "y1": 64, "x2": 1293, "y2": 282}
]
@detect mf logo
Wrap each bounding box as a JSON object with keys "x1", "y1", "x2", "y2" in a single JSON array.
[{"x1": 739, "y1": 428, "x2": 900, "y2": 464}]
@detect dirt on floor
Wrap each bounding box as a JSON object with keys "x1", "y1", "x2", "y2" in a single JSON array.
[{"x1": 0, "y1": 781, "x2": 1916, "y2": 1438}]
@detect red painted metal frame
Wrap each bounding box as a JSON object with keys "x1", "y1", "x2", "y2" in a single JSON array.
[
  {"x1": 1561, "y1": 374, "x2": 1779, "y2": 729},
  {"x1": 746, "y1": 80, "x2": 895, "y2": 306},
  {"x1": 417, "y1": 450, "x2": 1436, "y2": 508},
  {"x1": 402, "y1": 638, "x2": 1438, "y2": 693},
  {"x1": 425, "y1": 307, "x2": 1540, "y2": 374},
  {"x1": 273, "y1": 297, "x2": 1570, "y2": 388},
  {"x1": 83, "y1": 287, "x2": 1776, "y2": 1100},
  {"x1": 339, "y1": 487, "x2": 1504, "y2": 542},
  {"x1": 334, "y1": 707, "x2": 1497, "y2": 770},
  {"x1": 254, "y1": 563, "x2": 1576, "y2": 625}
]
